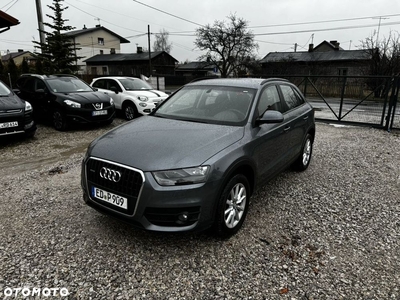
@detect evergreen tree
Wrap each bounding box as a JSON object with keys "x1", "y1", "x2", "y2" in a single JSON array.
[
  {"x1": 35, "y1": 59, "x2": 44, "y2": 74},
  {"x1": 0, "y1": 61, "x2": 4, "y2": 82},
  {"x1": 21, "y1": 59, "x2": 30, "y2": 74},
  {"x1": 33, "y1": 0, "x2": 81, "y2": 74},
  {"x1": 5, "y1": 59, "x2": 19, "y2": 88}
]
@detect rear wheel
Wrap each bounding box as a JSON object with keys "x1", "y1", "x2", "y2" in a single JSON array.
[
  {"x1": 52, "y1": 109, "x2": 68, "y2": 131},
  {"x1": 292, "y1": 133, "x2": 313, "y2": 171},
  {"x1": 214, "y1": 174, "x2": 250, "y2": 238},
  {"x1": 123, "y1": 102, "x2": 138, "y2": 120}
]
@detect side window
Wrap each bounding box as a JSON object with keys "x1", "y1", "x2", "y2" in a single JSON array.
[
  {"x1": 280, "y1": 85, "x2": 304, "y2": 111},
  {"x1": 107, "y1": 79, "x2": 122, "y2": 92},
  {"x1": 93, "y1": 79, "x2": 106, "y2": 89},
  {"x1": 257, "y1": 85, "x2": 282, "y2": 116},
  {"x1": 35, "y1": 79, "x2": 46, "y2": 91},
  {"x1": 23, "y1": 78, "x2": 36, "y2": 92}
]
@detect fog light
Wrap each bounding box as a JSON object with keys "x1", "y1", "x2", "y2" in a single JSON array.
[
  {"x1": 177, "y1": 212, "x2": 189, "y2": 225},
  {"x1": 139, "y1": 103, "x2": 147, "y2": 107}
]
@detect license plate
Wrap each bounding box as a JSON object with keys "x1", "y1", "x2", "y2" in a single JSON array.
[
  {"x1": 92, "y1": 110, "x2": 107, "y2": 116},
  {"x1": 92, "y1": 186, "x2": 127, "y2": 209},
  {"x1": 0, "y1": 121, "x2": 18, "y2": 129}
]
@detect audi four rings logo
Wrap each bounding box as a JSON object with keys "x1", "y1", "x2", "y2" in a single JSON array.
[{"x1": 100, "y1": 167, "x2": 121, "y2": 182}]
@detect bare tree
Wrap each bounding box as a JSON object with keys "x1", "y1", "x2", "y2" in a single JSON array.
[
  {"x1": 360, "y1": 31, "x2": 400, "y2": 97},
  {"x1": 195, "y1": 14, "x2": 258, "y2": 78},
  {"x1": 153, "y1": 29, "x2": 172, "y2": 53},
  {"x1": 360, "y1": 31, "x2": 400, "y2": 76}
]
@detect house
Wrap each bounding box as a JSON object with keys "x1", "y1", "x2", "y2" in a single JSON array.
[
  {"x1": 175, "y1": 61, "x2": 219, "y2": 77},
  {"x1": 84, "y1": 48, "x2": 178, "y2": 77},
  {"x1": 1, "y1": 50, "x2": 37, "y2": 66},
  {"x1": 64, "y1": 25, "x2": 130, "y2": 74},
  {"x1": 0, "y1": 10, "x2": 19, "y2": 34},
  {"x1": 260, "y1": 40, "x2": 372, "y2": 77}
]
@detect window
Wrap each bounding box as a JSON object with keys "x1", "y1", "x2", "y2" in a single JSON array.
[
  {"x1": 92, "y1": 79, "x2": 106, "y2": 89},
  {"x1": 258, "y1": 85, "x2": 282, "y2": 115},
  {"x1": 102, "y1": 67, "x2": 108, "y2": 75},
  {"x1": 98, "y1": 37, "x2": 104, "y2": 45},
  {"x1": 338, "y1": 68, "x2": 348, "y2": 76},
  {"x1": 110, "y1": 48, "x2": 115, "y2": 54},
  {"x1": 99, "y1": 50, "x2": 103, "y2": 55},
  {"x1": 107, "y1": 79, "x2": 122, "y2": 92},
  {"x1": 280, "y1": 85, "x2": 304, "y2": 111}
]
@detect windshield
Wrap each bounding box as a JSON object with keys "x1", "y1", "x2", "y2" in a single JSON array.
[
  {"x1": 0, "y1": 81, "x2": 11, "y2": 96},
  {"x1": 154, "y1": 85, "x2": 256, "y2": 126},
  {"x1": 46, "y1": 77, "x2": 93, "y2": 93},
  {"x1": 119, "y1": 78, "x2": 153, "y2": 90}
]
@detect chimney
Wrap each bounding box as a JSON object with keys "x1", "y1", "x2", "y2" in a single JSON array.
[
  {"x1": 330, "y1": 40, "x2": 340, "y2": 50},
  {"x1": 308, "y1": 44, "x2": 314, "y2": 52},
  {"x1": 18, "y1": 49, "x2": 24, "y2": 53},
  {"x1": 95, "y1": 24, "x2": 101, "y2": 28},
  {"x1": 83, "y1": 24, "x2": 87, "y2": 29},
  {"x1": 137, "y1": 46, "x2": 143, "y2": 54}
]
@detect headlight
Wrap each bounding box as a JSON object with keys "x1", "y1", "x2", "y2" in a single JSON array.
[
  {"x1": 110, "y1": 97, "x2": 114, "y2": 106},
  {"x1": 137, "y1": 96, "x2": 148, "y2": 102},
  {"x1": 152, "y1": 166, "x2": 210, "y2": 186},
  {"x1": 25, "y1": 101, "x2": 32, "y2": 112},
  {"x1": 64, "y1": 100, "x2": 81, "y2": 108}
]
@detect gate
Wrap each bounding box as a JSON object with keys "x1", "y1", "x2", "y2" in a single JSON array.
[{"x1": 273, "y1": 75, "x2": 400, "y2": 131}]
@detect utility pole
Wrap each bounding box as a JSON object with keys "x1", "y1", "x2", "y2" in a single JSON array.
[
  {"x1": 148, "y1": 25, "x2": 152, "y2": 77},
  {"x1": 373, "y1": 16, "x2": 389, "y2": 47},
  {"x1": 35, "y1": 0, "x2": 46, "y2": 48},
  {"x1": 294, "y1": 43, "x2": 297, "y2": 52}
]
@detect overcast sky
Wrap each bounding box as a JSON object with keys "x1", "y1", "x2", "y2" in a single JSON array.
[{"x1": 1, "y1": 0, "x2": 400, "y2": 63}]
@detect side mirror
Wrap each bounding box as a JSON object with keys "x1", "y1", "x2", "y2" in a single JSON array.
[
  {"x1": 12, "y1": 88, "x2": 20, "y2": 95},
  {"x1": 35, "y1": 89, "x2": 45, "y2": 94},
  {"x1": 110, "y1": 86, "x2": 119, "y2": 94},
  {"x1": 255, "y1": 110, "x2": 284, "y2": 126}
]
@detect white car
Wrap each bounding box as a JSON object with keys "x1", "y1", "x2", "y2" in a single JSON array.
[{"x1": 91, "y1": 77, "x2": 168, "y2": 120}]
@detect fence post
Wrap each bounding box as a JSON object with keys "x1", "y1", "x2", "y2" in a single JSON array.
[
  {"x1": 387, "y1": 76, "x2": 400, "y2": 131},
  {"x1": 303, "y1": 77, "x2": 308, "y2": 97},
  {"x1": 338, "y1": 76, "x2": 347, "y2": 120}
]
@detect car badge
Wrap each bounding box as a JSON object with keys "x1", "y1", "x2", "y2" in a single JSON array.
[{"x1": 93, "y1": 103, "x2": 103, "y2": 110}]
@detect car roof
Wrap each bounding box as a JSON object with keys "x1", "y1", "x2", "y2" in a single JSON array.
[
  {"x1": 19, "y1": 74, "x2": 78, "y2": 80},
  {"x1": 93, "y1": 76, "x2": 138, "y2": 80},
  {"x1": 187, "y1": 78, "x2": 289, "y2": 89}
]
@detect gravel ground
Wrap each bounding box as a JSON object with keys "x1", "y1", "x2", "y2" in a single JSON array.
[{"x1": 0, "y1": 120, "x2": 399, "y2": 299}]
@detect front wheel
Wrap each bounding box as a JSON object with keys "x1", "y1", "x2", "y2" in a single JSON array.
[
  {"x1": 292, "y1": 133, "x2": 313, "y2": 171},
  {"x1": 52, "y1": 109, "x2": 68, "y2": 131},
  {"x1": 123, "y1": 102, "x2": 138, "y2": 120},
  {"x1": 214, "y1": 174, "x2": 250, "y2": 238}
]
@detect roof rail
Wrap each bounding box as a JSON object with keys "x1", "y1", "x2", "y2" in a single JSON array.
[{"x1": 260, "y1": 78, "x2": 289, "y2": 85}]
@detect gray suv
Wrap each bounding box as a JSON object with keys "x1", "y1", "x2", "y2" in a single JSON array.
[{"x1": 81, "y1": 78, "x2": 315, "y2": 238}]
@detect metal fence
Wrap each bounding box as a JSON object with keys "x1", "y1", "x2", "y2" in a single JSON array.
[{"x1": 267, "y1": 75, "x2": 400, "y2": 132}]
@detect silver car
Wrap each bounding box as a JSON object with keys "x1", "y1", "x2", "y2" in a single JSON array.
[{"x1": 81, "y1": 78, "x2": 315, "y2": 238}]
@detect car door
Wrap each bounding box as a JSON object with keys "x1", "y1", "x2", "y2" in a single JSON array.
[
  {"x1": 106, "y1": 79, "x2": 123, "y2": 109},
  {"x1": 278, "y1": 84, "x2": 309, "y2": 161},
  {"x1": 33, "y1": 78, "x2": 52, "y2": 116},
  {"x1": 250, "y1": 84, "x2": 291, "y2": 183}
]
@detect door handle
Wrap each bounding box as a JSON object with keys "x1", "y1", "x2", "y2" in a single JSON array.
[
  {"x1": 284, "y1": 126, "x2": 291, "y2": 132},
  {"x1": 303, "y1": 116, "x2": 309, "y2": 120}
]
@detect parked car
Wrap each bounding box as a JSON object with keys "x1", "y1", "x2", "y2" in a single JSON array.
[
  {"x1": 15, "y1": 74, "x2": 115, "y2": 131},
  {"x1": 81, "y1": 78, "x2": 315, "y2": 238},
  {"x1": 90, "y1": 76, "x2": 168, "y2": 120},
  {"x1": 0, "y1": 79, "x2": 36, "y2": 138}
]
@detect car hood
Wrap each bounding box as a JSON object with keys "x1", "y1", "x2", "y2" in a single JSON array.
[
  {"x1": 0, "y1": 95, "x2": 24, "y2": 110},
  {"x1": 124, "y1": 90, "x2": 168, "y2": 99},
  {"x1": 58, "y1": 91, "x2": 110, "y2": 103},
  {"x1": 89, "y1": 116, "x2": 244, "y2": 171}
]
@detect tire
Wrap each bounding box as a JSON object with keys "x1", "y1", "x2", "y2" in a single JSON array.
[
  {"x1": 292, "y1": 133, "x2": 313, "y2": 171},
  {"x1": 214, "y1": 174, "x2": 250, "y2": 238},
  {"x1": 123, "y1": 102, "x2": 138, "y2": 120},
  {"x1": 52, "y1": 109, "x2": 68, "y2": 131}
]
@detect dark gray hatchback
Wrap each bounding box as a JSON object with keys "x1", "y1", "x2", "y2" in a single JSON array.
[{"x1": 81, "y1": 78, "x2": 315, "y2": 238}]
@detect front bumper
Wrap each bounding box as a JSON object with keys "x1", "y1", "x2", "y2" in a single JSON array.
[
  {"x1": 81, "y1": 157, "x2": 220, "y2": 232},
  {"x1": 65, "y1": 106, "x2": 116, "y2": 124}
]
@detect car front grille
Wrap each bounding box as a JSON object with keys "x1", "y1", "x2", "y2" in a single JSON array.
[{"x1": 86, "y1": 158, "x2": 144, "y2": 215}]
